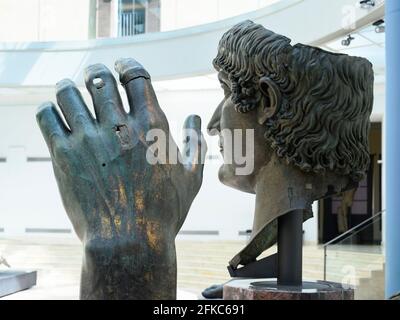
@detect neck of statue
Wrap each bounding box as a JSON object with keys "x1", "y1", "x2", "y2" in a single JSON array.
[
  {"x1": 253, "y1": 153, "x2": 351, "y2": 230},
  {"x1": 254, "y1": 154, "x2": 312, "y2": 230}
]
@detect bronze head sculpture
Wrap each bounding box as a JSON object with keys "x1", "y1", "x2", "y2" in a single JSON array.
[{"x1": 207, "y1": 20, "x2": 373, "y2": 273}]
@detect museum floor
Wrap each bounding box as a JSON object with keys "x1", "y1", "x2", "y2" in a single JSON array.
[{"x1": 0, "y1": 236, "x2": 384, "y2": 300}]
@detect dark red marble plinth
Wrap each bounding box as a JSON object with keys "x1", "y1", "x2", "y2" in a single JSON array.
[{"x1": 223, "y1": 279, "x2": 354, "y2": 300}]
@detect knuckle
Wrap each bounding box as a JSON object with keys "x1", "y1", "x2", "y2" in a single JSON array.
[
  {"x1": 73, "y1": 113, "x2": 90, "y2": 128},
  {"x1": 52, "y1": 138, "x2": 70, "y2": 159},
  {"x1": 80, "y1": 129, "x2": 97, "y2": 147}
]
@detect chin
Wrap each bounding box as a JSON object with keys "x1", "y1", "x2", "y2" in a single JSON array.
[{"x1": 218, "y1": 164, "x2": 255, "y2": 194}]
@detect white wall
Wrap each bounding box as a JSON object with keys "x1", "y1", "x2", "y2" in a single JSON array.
[
  {"x1": 160, "y1": 0, "x2": 280, "y2": 31},
  {"x1": 0, "y1": 0, "x2": 90, "y2": 42}
]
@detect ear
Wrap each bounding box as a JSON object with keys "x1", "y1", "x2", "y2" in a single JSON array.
[{"x1": 257, "y1": 76, "x2": 282, "y2": 125}]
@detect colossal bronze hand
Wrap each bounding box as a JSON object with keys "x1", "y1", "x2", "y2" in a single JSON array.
[{"x1": 36, "y1": 58, "x2": 206, "y2": 299}]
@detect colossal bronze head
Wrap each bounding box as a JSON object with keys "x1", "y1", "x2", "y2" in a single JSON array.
[{"x1": 207, "y1": 20, "x2": 374, "y2": 268}]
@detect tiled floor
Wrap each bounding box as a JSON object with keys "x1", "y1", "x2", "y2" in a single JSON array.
[{"x1": 0, "y1": 236, "x2": 384, "y2": 300}]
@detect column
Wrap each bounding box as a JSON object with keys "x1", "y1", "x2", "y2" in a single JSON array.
[
  {"x1": 385, "y1": 0, "x2": 400, "y2": 299},
  {"x1": 88, "y1": 0, "x2": 98, "y2": 39}
]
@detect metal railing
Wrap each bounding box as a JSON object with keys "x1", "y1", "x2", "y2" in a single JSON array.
[
  {"x1": 119, "y1": 11, "x2": 145, "y2": 37},
  {"x1": 323, "y1": 210, "x2": 384, "y2": 280}
]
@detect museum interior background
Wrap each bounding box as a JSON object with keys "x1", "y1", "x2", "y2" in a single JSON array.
[{"x1": 0, "y1": 0, "x2": 396, "y2": 299}]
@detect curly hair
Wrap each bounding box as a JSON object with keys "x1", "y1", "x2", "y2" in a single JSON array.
[{"x1": 213, "y1": 20, "x2": 374, "y2": 182}]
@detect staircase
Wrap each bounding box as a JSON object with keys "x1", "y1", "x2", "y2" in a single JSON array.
[
  {"x1": 324, "y1": 248, "x2": 384, "y2": 299},
  {"x1": 322, "y1": 211, "x2": 385, "y2": 300},
  {"x1": 177, "y1": 240, "x2": 385, "y2": 299},
  {"x1": 176, "y1": 241, "x2": 248, "y2": 293},
  {"x1": 355, "y1": 264, "x2": 385, "y2": 300},
  {"x1": 176, "y1": 241, "x2": 328, "y2": 293}
]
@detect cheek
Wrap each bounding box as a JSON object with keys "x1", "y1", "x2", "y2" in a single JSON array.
[
  {"x1": 220, "y1": 100, "x2": 235, "y2": 129},
  {"x1": 220, "y1": 100, "x2": 255, "y2": 131},
  {"x1": 253, "y1": 128, "x2": 273, "y2": 171}
]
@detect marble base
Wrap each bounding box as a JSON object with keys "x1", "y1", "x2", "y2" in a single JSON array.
[
  {"x1": 0, "y1": 270, "x2": 37, "y2": 298},
  {"x1": 223, "y1": 279, "x2": 354, "y2": 300}
]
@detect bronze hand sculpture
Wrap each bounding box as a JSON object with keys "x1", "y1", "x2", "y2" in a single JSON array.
[{"x1": 36, "y1": 58, "x2": 206, "y2": 299}]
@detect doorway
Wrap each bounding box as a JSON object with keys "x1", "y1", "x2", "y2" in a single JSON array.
[{"x1": 318, "y1": 123, "x2": 382, "y2": 244}]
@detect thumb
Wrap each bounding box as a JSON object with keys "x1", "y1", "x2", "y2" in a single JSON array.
[{"x1": 182, "y1": 114, "x2": 207, "y2": 177}]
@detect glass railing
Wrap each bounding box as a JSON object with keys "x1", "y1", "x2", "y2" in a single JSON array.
[{"x1": 323, "y1": 211, "x2": 384, "y2": 300}]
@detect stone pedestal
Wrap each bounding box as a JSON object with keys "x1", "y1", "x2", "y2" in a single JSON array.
[
  {"x1": 0, "y1": 270, "x2": 37, "y2": 298},
  {"x1": 223, "y1": 279, "x2": 354, "y2": 300}
]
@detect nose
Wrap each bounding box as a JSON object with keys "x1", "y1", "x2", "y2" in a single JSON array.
[{"x1": 207, "y1": 100, "x2": 223, "y2": 136}]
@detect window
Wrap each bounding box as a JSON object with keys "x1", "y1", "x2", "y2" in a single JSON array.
[{"x1": 118, "y1": 0, "x2": 159, "y2": 36}]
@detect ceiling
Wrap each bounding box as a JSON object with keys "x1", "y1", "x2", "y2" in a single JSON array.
[{"x1": 321, "y1": 24, "x2": 385, "y2": 83}]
